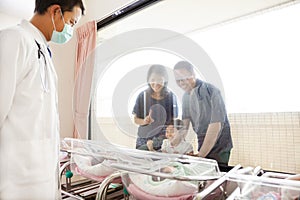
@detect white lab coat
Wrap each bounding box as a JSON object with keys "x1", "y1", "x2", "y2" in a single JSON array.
[{"x1": 0, "y1": 20, "x2": 60, "y2": 199}]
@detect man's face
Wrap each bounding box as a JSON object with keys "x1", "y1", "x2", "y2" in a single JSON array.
[
  {"x1": 64, "y1": 6, "x2": 82, "y2": 27},
  {"x1": 173, "y1": 68, "x2": 195, "y2": 92},
  {"x1": 56, "y1": 6, "x2": 82, "y2": 32}
]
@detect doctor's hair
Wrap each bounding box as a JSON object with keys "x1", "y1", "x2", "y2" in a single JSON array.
[
  {"x1": 174, "y1": 60, "x2": 195, "y2": 75},
  {"x1": 34, "y1": 0, "x2": 85, "y2": 15}
]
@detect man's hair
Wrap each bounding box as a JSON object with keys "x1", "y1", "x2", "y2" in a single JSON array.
[
  {"x1": 34, "y1": 0, "x2": 85, "y2": 15},
  {"x1": 173, "y1": 60, "x2": 195, "y2": 74}
]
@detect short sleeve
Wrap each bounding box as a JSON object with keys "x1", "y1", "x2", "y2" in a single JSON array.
[
  {"x1": 181, "y1": 93, "x2": 190, "y2": 120},
  {"x1": 132, "y1": 92, "x2": 144, "y2": 118},
  {"x1": 210, "y1": 88, "x2": 227, "y2": 124}
]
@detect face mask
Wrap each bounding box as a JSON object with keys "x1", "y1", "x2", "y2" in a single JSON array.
[{"x1": 51, "y1": 10, "x2": 73, "y2": 44}]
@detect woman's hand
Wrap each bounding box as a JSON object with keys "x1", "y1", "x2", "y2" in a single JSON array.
[{"x1": 144, "y1": 110, "x2": 154, "y2": 125}]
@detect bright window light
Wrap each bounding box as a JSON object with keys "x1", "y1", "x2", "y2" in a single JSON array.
[{"x1": 95, "y1": 3, "x2": 300, "y2": 117}]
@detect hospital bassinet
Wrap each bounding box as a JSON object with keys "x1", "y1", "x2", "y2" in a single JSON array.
[
  {"x1": 62, "y1": 138, "x2": 225, "y2": 200},
  {"x1": 61, "y1": 138, "x2": 300, "y2": 200}
]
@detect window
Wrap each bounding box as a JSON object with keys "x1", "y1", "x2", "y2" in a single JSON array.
[{"x1": 92, "y1": 1, "x2": 300, "y2": 172}]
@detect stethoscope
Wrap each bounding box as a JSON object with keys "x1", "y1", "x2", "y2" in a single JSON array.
[{"x1": 35, "y1": 40, "x2": 50, "y2": 92}]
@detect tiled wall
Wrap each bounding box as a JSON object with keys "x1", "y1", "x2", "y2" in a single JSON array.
[
  {"x1": 228, "y1": 112, "x2": 300, "y2": 174},
  {"x1": 93, "y1": 112, "x2": 300, "y2": 174}
]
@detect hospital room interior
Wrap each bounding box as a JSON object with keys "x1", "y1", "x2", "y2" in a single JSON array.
[{"x1": 1, "y1": 0, "x2": 300, "y2": 199}]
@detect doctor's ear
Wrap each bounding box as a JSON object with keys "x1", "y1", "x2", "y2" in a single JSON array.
[{"x1": 48, "y1": 5, "x2": 61, "y2": 16}]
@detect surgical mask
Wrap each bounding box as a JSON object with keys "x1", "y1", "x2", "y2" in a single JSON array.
[{"x1": 51, "y1": 10, "x2": 73, "y2": 44}]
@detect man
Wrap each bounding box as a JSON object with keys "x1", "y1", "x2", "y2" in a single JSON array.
[
  {"x1": 0, "y1": 0, "x2": 85, "y2": 199},
  {"x1": 173, "y1": 61, "x2": 233, "y2": 167}
]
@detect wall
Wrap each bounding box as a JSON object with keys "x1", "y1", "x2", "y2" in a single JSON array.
[
  {"x1": 94, "y1": 113, "x2": 300, "y2": 174},
  {"x1": 0, "y1": 13, "x2": 21, "y2": 29},
  {"x1": 50, "y1": 0, "x2": 136, "y2": 139},
  {"x1": 229, "y1": 112, "x2": 300, "y2": 174}
]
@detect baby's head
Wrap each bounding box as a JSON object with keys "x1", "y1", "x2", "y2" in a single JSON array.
[{"x1": 165, "y1": 119, "x2": 184, "y2": 139}]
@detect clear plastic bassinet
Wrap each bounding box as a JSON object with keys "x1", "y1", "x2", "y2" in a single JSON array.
[
  {"x1": 62, "y1": 138, "x2": 224, "y2": 200},
  {"x1": 194, "y1": 166, "x2": 300, "y2": 200}
]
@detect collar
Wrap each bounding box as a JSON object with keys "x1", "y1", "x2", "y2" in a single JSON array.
[
  {"x1": 195, "y1": 79, "x2": 203, "y2": 88},
  {"x1": 19, "y1": 20, "x2": 48, "y2": 47}
]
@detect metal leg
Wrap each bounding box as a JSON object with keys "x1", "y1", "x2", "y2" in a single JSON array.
[
  {"x1": 60, "y1": 161, "x2": 72, "y2": 191},
  {"x1": 194, "y1": 164, "x2": 242, "y2": 200},
  {"x1": 96, "y1": 172, "x2": 122, "y2": 200}
]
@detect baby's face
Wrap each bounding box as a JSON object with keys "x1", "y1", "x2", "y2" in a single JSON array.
[{"x1": 165, "y1": 125, "x2": 176, "y2": 139}]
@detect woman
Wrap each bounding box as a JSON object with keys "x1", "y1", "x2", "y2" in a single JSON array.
[{"x1": 132, "y1": 64, "x2": 178, "y2": 151}]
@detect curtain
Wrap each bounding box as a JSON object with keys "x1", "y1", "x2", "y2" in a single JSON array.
[{"x1": 73, "y1": 21, "x2": 97, "y2": 138}]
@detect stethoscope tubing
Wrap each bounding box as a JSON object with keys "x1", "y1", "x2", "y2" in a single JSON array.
[{"x1": 35, "y1": 40, "x2": 49, "y2": 93}]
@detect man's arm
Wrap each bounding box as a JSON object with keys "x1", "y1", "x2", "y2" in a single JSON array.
[
  {"x1": 0, "y1": 30, "x2": 21, "y2": 127},
  {"x1": 197, "y1": 122, "x2": 221, "y2": 157}
]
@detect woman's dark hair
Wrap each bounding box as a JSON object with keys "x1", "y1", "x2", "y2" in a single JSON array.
[
  {"x1": 34, "y1": 0, "x2": 85, "y2": 15},
  {"x1": 146, "y1": 64, "x2": 169, "y2": 98}
]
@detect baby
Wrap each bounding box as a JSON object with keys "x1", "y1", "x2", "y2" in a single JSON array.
[{"x1": 161, "y1": 119, "x2": 193, "y2": 154}]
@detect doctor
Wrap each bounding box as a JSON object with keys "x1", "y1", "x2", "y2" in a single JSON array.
[{"x1": 0, "y1": 0, "x2": 85, "y2": 199}]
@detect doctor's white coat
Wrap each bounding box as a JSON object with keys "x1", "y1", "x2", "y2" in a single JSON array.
[{"x1": 0, "y1": 20, "x2": 60, "y2": 199}]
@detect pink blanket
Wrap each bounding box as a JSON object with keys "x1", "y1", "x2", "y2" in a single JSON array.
[{"x1": 126, "y1": 183, "x2": 195, "y2": 200}]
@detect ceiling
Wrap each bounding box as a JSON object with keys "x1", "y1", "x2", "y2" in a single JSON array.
[
  {"x1": 97, "y1": 0, "x2": 299, "y2": 40},
  {"x1": 1, "y1": 0, "x2": 299, "y2": 30}
]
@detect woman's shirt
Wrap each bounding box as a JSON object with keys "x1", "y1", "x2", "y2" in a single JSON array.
[{"x1": 133, "y1": 90, "x2": 178, "y2": 143}]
